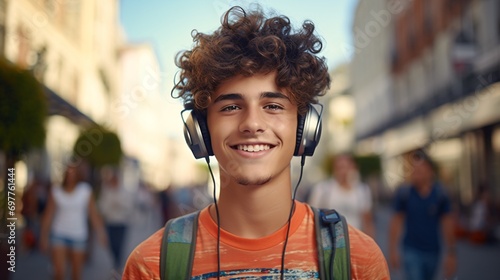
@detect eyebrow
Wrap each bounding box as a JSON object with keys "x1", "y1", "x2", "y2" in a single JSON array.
[
  {"x1": 213, "y1": 93, "x2": 242, "y2": 103},
  {"x1": 261, "y1": 91, "x2": 290, "y2": 101},
  {"x1": 213, "y1": 91, "x2": 290, "y2": 104}
]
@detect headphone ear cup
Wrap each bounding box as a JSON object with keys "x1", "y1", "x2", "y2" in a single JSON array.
[
  {"x1": 294, "y1": 114, "x2": 306, "y2": 156},
  {"x1": 294, "y1": 105, "x2": 322, "y2": 157},
  {"x1": 195, "y1": 111, "x2": 213, "y2": 156},
  {"x1": 183, "y1": 110, "x2": 213, "y2": 159}
]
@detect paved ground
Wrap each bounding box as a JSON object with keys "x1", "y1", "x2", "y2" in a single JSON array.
[
  {"x1": 10, "y1": 197, "x2": 163, "y2": 280},
  {"x1": 8, "y1": 201, "x2": 500, "y2": 279}
]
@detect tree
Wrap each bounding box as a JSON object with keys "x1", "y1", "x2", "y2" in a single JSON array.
[
  {"x1": 0, "y1": 57, "x2": 46, "y2": 279},
  {"x1": 72, "y1": 126, "x2": 123, "y2": 167},
  {"x1": 0, "y1": 58, "x2": 46, "y2": 215},
  {"x1": 71, "y1": 126, "x2": 123, "y2": 189}
]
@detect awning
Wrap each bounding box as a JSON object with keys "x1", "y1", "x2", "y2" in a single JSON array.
[
  {"x1": 44, "y1": 86, "x2": 97, "y2": 127},
  {"x1": 356, "y1": 62, "x2": 500, "y2": 141}
]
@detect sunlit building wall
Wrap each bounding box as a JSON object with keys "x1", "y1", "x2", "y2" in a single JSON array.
[
  {"x1": 350, "y1": 0, "x2": 394, "y2": 152},
  {"x1": 301, "y1": 64, "x2": 355, "y2": 186},
  {"x1": 118, "y1": 43, "x2": 200, "y2": 189},
  {"x1": 2, "y1": 0, "x2": 123, "y2": 181},
  {"x1": 321, "y1": 64, "x2": 355, "y2": 156}
]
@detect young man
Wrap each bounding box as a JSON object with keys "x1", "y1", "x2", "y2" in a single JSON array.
[
  {"x1": 389, "y1": 150, "x2": 456, "y2": 280},
  {"x1": 123, "y1": 6, "x2": 389, "y2": 279}
]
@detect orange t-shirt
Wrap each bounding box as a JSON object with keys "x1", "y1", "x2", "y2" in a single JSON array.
[{"x1": 123, "y1": 202, "x2": 389, "y2": 279}]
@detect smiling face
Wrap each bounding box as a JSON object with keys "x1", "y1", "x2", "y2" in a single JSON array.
[{"x1": 206, "y1": 72, "x2": 298, "y2": 187}]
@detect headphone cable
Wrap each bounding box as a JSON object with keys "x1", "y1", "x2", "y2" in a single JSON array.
[
  {"x1": 205, "y1": 156, "x2": 221, "y2": 280},
  {"x1": 206, "y1": 155, "x2": 306, "y2": 280},
  {"x1": 280, "y1": 155, "x2": 306, "y2": 279}
]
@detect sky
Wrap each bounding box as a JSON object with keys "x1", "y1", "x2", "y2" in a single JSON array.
[{"x1": 119, "y1": 0, "x2": 359, "y2": 95}]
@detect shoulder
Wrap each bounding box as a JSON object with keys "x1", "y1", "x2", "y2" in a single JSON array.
[
  {"x1": 433, "y1": 182, "x2": 453, "y2": 212},
  {"x1": 355, "y1": 182, "x2": 372, "y2": 195},
  {"x1": 123, "y1": 228, "x2": 164, "y2": 280},
  {"x1": 393, "y1": 184, "x2": 414, "y2": 201},
  {"x1": 433, "y1": 182, "x2": 450, "y2": 197},
  {"x1": 51, "y1": 185, "x2": 61, "y2": 195},
  {"x1": 123, "y1": 210, "x2": 201, "y2": 279},
  {"x1": 308, "y1": 180, "x2": 332, "y2": 203},
  {"x1": 396, "y1": 184, "x2": 412, "y2": 194},
  {"x1": 348, "y1": 225, "x2": 390, "y2": 279}
]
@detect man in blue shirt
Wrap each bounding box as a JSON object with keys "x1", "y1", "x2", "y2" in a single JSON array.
[{"x1": 389, "y1": 149, "x2": 457, "y2": 280}]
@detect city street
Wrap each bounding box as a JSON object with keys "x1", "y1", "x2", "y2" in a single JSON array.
[
  {"x1": 2, "y1": 1, "x2": 500, "y2": 280},
  {"x1": 9, "y1": 202, "x2": 500, "y2": 279},
  {"x1": 375, "y1": 204, "x2": 500, "y2": 280}
]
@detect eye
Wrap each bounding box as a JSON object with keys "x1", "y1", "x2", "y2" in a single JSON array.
[
  {"x1": 264, "y1": 104, "x2": 284, "y2": 111},
  {"x1": 221, "y1": 105, "x2": 240, "y2": 112}
]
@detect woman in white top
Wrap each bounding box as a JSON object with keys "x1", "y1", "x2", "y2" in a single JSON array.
[
  {"x1": 308, "y1": 154, "x2": 376, "y2": 238},
  {"x1": 40, "y1": 165, "x2": 107, "y2": 280}
]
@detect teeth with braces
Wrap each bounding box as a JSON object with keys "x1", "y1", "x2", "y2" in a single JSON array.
[{"x1": 237, "y1": 144, "x2": 271, "y2": 152}]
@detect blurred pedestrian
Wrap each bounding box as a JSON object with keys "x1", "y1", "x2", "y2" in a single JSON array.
[
  {"x1": 21, "y1": 177, "x2": 42, "y2": 251},
  {"x1": 389, "y1": 149, "x2": 456, "y2": 280},
  {"x1": 308, "y1": 153, "x2": 376, "y2": 238},
  {"x1": 158, "y1": 186, "x2": 175, "y2": 224},
  {"x1": 468, "y1": 184, "x2": 492, "y2": 244},
  {"x1": 40, "y1": 165, "x2": 107, "y2": 280},
  {"x1": 98, "y1": 167, "x2": 133, "y2": 271}
]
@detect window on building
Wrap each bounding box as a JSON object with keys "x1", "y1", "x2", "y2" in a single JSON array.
[
  {"x1": 424, "y1": 0, "x2": 434, "y2": 34},
  {"x1": 44, "y1": 0, "x2": 55, "y2": 17},
  {"x1": 64, "y1": 0, "x2": 81, "y2": 40}
]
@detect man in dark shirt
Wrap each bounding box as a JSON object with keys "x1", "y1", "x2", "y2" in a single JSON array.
[{"x1": 389, "y1": 149, "x2": 456, "y2": 280}]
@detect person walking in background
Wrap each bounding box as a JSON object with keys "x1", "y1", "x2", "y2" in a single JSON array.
[
  {"x1": 40, "y1": 165, "x2": 108, "y2": 280},
  {"x1": 389, "y1": 149, "x2": 456, "y2": 280},
  {"x1": 468, "y1": 184, "x2": 493, "y2": 244},
  {"x1": 98, "y1": 167, "x2": 133, "y2": 272},
  {"x1": 21, "y1": 177, "x2": 44, "y2": 251},
  {"x1": 308, "y1": 153, "x2": 376, "y2": 238}
]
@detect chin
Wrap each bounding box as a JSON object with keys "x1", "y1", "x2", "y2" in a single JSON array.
[{"x1": 236, "y1": 176, "x2": 272, "y2": 186}]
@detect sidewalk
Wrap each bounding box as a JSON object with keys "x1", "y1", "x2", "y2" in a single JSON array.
[
  {"x1": 375, "y1": 204, "x2": 500, "y2": 280},
  {"x1": 12, "y1": 237, "x2": 115, "y2": 280},
  {"x1": 11, "y1": 197, "x2": 163, "y2": 280}
]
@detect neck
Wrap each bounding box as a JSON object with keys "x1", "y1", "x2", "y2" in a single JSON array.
[
  {"x1": 415, "y1": 179, "x2": 433, "y2": 196},
  {"x1": 337, "y1": 177, "x2": 351, "y2": 189},
  {"x1": 212, "y1": 175, "x2": 294, "y2": 238},
  {"x1": 64, "y1": 181, "x2": 77, "y2": 191}
]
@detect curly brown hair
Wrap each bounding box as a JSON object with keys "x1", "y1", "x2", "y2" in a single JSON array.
[{"x1": 172, "y1": 6, "x2": 331, "y2": 115}]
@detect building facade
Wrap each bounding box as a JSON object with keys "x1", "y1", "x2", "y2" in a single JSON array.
[
  {"x1": 118, "y1": 43, "x2": 203, "y2": 189},
  {"x1": 351, "y1": 0, "x2": 500, "y2": 207},
  {"x1": 1, "y1": 0, "x2": 123, "y2": 184}
]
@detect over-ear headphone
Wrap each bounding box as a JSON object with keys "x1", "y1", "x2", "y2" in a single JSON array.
[{"x1": 182, "y1": 104, "x2": 322, "y2": 159}]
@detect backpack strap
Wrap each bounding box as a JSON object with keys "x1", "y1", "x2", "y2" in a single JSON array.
[
  {"x1": 160, "y1": 210, "x2": 200, "y2": 280},
  {"x1": 313, "y1": 207, "x2": 351, "y2": 280}
]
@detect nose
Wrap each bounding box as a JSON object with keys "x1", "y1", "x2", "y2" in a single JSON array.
[{"x1": 239, "y1": 107, "x2": 266, "y2": 134}]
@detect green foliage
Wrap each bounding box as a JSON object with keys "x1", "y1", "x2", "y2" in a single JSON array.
[
  {"x1": 72, "y1": 126, "x2": 123, "y2": 167},
  {"x1": 321, "y1": 153, "x2": 382, "y2": 180},
  {"x1": 354, "y1": 155, "x2": 382, "y2": 179},
  {"x1": 0, "y1": 58, "x2": 47, "y2": 156}
]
